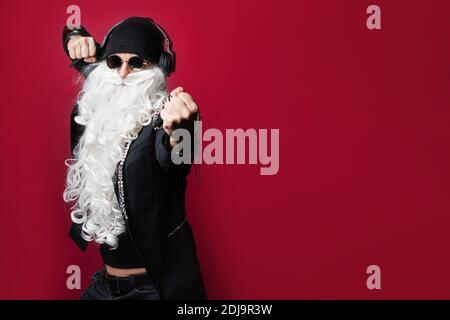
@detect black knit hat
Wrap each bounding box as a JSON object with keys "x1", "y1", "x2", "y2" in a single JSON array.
[{"x1": 100, "y1": 17, "x2": 165, "y2": 64}]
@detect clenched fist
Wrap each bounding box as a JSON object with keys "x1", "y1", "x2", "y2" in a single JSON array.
[
  {"x1": 160, "y1": 87, "x2": 199, "y2": 148},
  {"x1": 67, "y1": 35, "x2": 97, "y2": 63}
]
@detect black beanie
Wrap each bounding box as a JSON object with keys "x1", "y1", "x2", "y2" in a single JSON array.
[{"x1": 101, "y1": 17, "x2": 164, "y2": 64}]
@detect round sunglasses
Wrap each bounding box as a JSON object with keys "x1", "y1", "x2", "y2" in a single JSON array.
[{"x1": 106, "y1": 55, "x2": 151, "y2": 71}]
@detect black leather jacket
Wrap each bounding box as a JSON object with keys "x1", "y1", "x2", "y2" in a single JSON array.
[{"x1": 63, "y1": 25, "x2": 207, "y2": 300}]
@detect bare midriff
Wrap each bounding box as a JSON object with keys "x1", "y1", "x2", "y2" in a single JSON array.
[{"x1": 105, "y1": 265, "x2": 147, "y2": 277}]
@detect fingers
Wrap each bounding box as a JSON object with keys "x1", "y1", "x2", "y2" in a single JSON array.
[
  {"x1": 164, "y1": 89, "x2": 198, "y2": 119},
  {"x1": 160, "y1": 108, "x2": 175, "y2": 134},
  {"x1": 170, "y1": 86, "x2": 184, "y2": 96},
  {"x1": 68, "y1": 35, "x2": 81, "y2": 59},
  {"x1": 169, "y1": 96, "x2": 192, "y2": 119},
  {"x1": 160, "y1": 108, "x2": 172, "y2": 122},
  {"x1": 161, "y1": 89, "x2": 200, "y2": 138},
  {"x1": 177, "y1": 92, "x2": 198, "y2": 114},
  {"x1": 81, "y1": 41, "x2": 89, "y2": 58},
  {"x1": 87, "y1": 37, "x2": 96, "y2": 57},
  {"x1": 161, "y1": 97, "x2": 193, "y2": 132},
  {"x1": 69, "y1": 45, "x2": 76, "y2": 60},
  {"x1": 76, "y1": 45, "x2": 82, "y2": 59},
  {"x1": 68, "y1": 36, "x2": 97, "y2": 62}
]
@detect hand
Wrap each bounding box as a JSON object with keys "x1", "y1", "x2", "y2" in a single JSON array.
[
  {"x1": 67, "y1": 35, "x2": 97, "y2": 63},
  {"x1": 160, "y1": 87, "x2": 199, "y2": 148}
]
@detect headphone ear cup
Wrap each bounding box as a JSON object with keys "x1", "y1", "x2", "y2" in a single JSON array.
[{"x1": 159, "y1": 52, "x2": 173, "y2": 76}]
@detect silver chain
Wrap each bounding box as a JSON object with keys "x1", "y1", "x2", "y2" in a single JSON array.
[
  {"x1": 152, "y1": 95, "x2": 171, "y2": 131},
  {"x1": 117, "y1": 140, "x2": 132, "y2": 222}
]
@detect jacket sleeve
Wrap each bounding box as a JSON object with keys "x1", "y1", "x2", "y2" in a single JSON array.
[
  {"x1": 125, "y1": 131, "x2": 207, "y2": 299},
  {"x1": 155, "y1": 114, "x2": 198, "y2": 176},
  {"x1": 62, "y1": 25, "x2": 100, "y2": 76}
]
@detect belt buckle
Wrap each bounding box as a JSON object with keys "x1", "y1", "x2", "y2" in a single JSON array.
[
  {"x1": 114, "y1": 275, "x2": 135, "y2": 296},
  {"x1": 104, "y1": 273, "x2": 122, "y2": 296},
  {"x1": 113, "y1": 276, "x2": 122, "y2": 295}
]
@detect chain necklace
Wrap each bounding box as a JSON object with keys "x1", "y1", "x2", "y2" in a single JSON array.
[{"x1": 117, "y1": 139, "x2": 133, "y2": 223}]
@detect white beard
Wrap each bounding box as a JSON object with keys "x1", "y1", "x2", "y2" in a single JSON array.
[{"x1": 63, "y1": 61, "x2": 167, "y2": 249}]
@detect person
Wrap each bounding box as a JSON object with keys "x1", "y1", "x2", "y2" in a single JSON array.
[{"x1": 61, "y1": 16, "x2": 207, "y2": 300}]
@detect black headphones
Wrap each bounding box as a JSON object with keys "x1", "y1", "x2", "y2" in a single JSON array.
[{"x1": 98, "y1": 17, "x2": 176, "y2": 76}]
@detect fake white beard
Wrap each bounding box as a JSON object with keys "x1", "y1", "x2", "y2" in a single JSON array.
[{"x1": 63, "y1": 61, "x2": 168, "y2": 249}]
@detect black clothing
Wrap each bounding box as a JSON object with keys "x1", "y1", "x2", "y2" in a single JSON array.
[
  {"x1": 63, "y1": 24, "x2": 207, "y2": 300},
  {"x1": 81, "y1": 267, "x2": 161, "y2": 300},
  {"x1": 101, "y1": 17, "x2": 165, "y2": 63},
  {"x1": 99, "y1": 233, "x2": 145, "y2": 269}
]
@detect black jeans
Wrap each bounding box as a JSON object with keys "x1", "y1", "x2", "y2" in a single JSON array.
[{"x1": 80, "y1": 267, "x2": 161, "y2": 300}]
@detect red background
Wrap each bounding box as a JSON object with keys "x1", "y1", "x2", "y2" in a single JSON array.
[{"x1": 1, "y1": 0, "x2": 450, "y2": 299}]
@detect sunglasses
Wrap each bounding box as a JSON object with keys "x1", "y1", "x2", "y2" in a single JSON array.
[{"x1": 106, "y1": 55, "x2": 151, "y2": 71}]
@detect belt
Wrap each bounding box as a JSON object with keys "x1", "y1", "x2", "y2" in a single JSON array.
[{"x1": 101, "y1": 267, "x2": 154, "y2": 296}]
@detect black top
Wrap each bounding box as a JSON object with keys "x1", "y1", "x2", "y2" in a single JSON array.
[{"x1": 100, "y1": 233, "x2": 145, "y2": 269}]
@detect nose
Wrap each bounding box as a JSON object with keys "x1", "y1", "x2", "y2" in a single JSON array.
[{"x1": 118, "y1": 61, "x2": 132, "y2": 79}]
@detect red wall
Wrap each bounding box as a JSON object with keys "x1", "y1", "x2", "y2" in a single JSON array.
[{"x1": 1, "y1": 0, "x2": 450, "y2": 299}]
